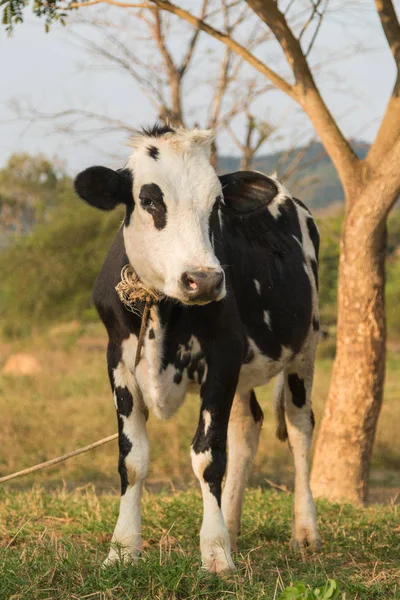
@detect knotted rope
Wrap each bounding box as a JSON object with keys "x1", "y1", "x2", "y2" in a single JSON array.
[
  {"x1": 0, "y1": 265, "x2": 164, "y2": 484},
  {"x1": 115, "y1": 264, "x2": 164, "y2": 367}
]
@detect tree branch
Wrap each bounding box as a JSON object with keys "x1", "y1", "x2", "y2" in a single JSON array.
[
  {"x1": 375, "y1": 0, "x2": 400, "y2": 70},
  {"x1": 178, "y1": 0, "x2": 208, "y2": 76},
  {"x1": 367, "y1": 1, "x2": 400, "y2": 165},
  {"x1": 244, "y1": 0, "x2": 360, "y2": 195},
  {"x1": 67, "y1": 0, "x2": 294, "y2": 97}
]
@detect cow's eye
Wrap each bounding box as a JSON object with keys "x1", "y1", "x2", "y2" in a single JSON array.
[{"x1": 141, "y1": 197, "x2": 156, "y2": 210}]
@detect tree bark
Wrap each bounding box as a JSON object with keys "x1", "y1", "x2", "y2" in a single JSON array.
[{"x1": 310, "y1": 184, "x2": 388, "y2": 505}]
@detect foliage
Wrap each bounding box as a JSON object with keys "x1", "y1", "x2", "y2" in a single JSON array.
[
  {"x1": 0, "y1": 153, "x2": 69, "y2": 246},
  {"x1": 278, "y1": 579, "x2": 340, "y2": 600},
  {"x1": 0, "y1": 194, "x2": 123, "y2": 336},
  {"x1": 1, "y1": 0, "x2": 68, "y2": 34}
]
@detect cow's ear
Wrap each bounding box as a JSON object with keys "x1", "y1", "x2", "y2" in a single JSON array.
[
  {"x1": 74, "y1": 166, "x2": 133, "y2": 211},
  {"x1": 219, "y1": 171, "x2": 278, "y2": 214}
]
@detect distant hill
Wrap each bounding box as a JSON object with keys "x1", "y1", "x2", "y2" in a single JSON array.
[{"x1": 218, "y1": 140, "x2": 370, "y2": 210}]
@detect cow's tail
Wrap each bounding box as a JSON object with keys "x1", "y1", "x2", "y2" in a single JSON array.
[{"x1": 274, "y1": 373, "x2": 288, "y2": 441}]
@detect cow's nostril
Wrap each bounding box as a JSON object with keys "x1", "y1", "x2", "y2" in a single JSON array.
[
  {"x1": 187, "y1": 275, "x2": 198, "y2": 290},
  {"x1": 182, "y1": 272, "x2": 198, "y2": 291}
]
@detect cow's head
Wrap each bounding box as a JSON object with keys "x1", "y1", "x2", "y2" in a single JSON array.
[{"x1": 75, "y1": 125, "x2": 225, "y2": 305}]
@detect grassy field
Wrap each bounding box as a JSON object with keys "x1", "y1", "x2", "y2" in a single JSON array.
[
  {"x1": 0, "y1": 328, "x2": 399, "y2": 598},
  {"x1": 0, "y1": 325, "x2": 399, "y2": 494},
  {"x1": 0, "y1": 487, "x2": 399, "y2": 599}
]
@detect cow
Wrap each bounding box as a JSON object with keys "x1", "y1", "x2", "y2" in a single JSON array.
[{"x1": 74, "y1": 124, "x2": 321, "y2": 574}]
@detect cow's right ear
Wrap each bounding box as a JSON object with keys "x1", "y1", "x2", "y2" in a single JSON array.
[{"x1": 74, "y1": 166, "x2": 133, "y2": 211}]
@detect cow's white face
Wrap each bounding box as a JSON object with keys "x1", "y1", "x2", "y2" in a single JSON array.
[{"x1": 75, "y1": 127, "x2": 226, "y2": 305}]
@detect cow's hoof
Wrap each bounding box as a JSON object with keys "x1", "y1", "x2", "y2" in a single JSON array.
[
  {"x1": 290, "y1": 530, "x2": 322, "y2": 552},
  {"x1": 204, "y1": 558, "x2": 235, "y2": 574},
  {"x1": 201, "y1": 539, "x2": 235, "y2": 575}
]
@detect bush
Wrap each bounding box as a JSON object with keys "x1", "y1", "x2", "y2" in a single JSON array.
[{"x1": 0, "y1": 193, "x2": 123, "y2": 337}]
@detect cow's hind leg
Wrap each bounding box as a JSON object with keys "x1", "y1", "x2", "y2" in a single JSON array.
[
  {"x1": 278, "y1": 349, "x2": 321, "y2": 551},
  {"x1": 104, "y1": 347, "x2": 149, "y2": 565},
  {"x1": 221, "y1": 390, "x2": 263, "y2": 551}
]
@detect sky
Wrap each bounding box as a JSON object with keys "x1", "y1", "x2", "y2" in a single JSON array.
[{"x1": 0, "y1": 1, "x2": 397, "y2": 174}]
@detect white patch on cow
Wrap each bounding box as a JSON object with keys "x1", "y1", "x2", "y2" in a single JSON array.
[
  {"x1": 113, "y1": 361, "x2": 131, "y2": 389},
  {"x1": 218, "y1": 205, "x2": 224, "y2": 231},
  {"x1": 254, "y1": 279, "x2": 261, "y2": 294},
  {"x1": 105, "y1": 383, "x2": 149, "y2": 566},
  {"x1": 266, "y1": 174, "x2": 291, "y2": 220},
  {"x1": 202, "y1": 362, "x2": 208, "y2": 385},
  {"x1": 283, "y1": 361, "x2": 320, "y2": 549},
  {"x1": 124, "y1": 128, "x2": 225, "y2": 304},
  {"x1": 296, "y1": 207, "x2": 317, "y2": 263},
  {"x1": 123, "y1": 323, "x2": 203, "y2": 420},
  {"x1": 238, "y1": 338, "x2": 293, "y2": 393},
  {"x1": 263, "y1": 310, "x2": 272, "y2": 329},
  {"x1": 292, "y1": 235, "x2": 302, "y2": 248},
  {"x1": 191, "y1": 448, "x2": 234, "y2": 573},
  {"x1": 203, "y1": 410, "x2": 212, "y2": 435},
  {"x1": 222, "y1": 391, "x2": 262, "y2": 552},
  {"x1": 268, "y1": 202, "x2": 281, "y2": 219}
]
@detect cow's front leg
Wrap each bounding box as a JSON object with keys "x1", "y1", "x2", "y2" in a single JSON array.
[
  {"x1": 104, "y1": 357, "x2": 149, "y2": 565},
  {"x1": 222, "y1": 390, "x2": 263, "y2": 551},
  {"x1": 191, "y1": 362, "x2": 238, "y2": 574}
]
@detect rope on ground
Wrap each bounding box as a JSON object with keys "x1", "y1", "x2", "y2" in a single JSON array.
[{"x1": 0, "y1": 434, "x2": 118, "y2": 484}]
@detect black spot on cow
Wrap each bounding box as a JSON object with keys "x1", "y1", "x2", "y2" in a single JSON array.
[
  {"x1": 174, "y1": 351, "x2": 191, "y2": 371},
  {"x1": 147, "y1": 145, "x2": 160, "y2": 160},
  {"x1": 312, "y1": 317, "x2": 320, "y2": 332},
  {"x1": 174, "y1": 371, "x2": 182, "y2": 384},
  {"x1": 310, "y1": 409, "x2": 316, "y2": 430},
  {"x1": 276, "y1": 198, "x2": 303, "y2": 245},
  {"x1": 203, "y1": 449, "x2": 226, "y2": 506},
  {"x1": 288, "y1": 373, "x2": 306, "y2": 408},
  {"x1": 141, "y1": 123, "x2": 175, "y2": 138},
  {"x1": 188, "y1": 351, "x2": 205, "y2": 381},
  {"x1": 307, "y1": 217, "x2": 320, "y2": 261},
  {"x1": 149, "y1": 328, "x2": 155, "y2": 339},
  {"x1": 117, "y1": 414, "x2": 133, "y2": 496},
  {"x1": 115, "y1": 386, "x2": 133, "y2": 417},
  {"x1": 293, "y1": 197, "x2": 312, "y2": 215},
  {"x1": 250, "y1": 389, "x2": 264, "y2": 423},
  {"x1": 139, "y1": 183, "x2": 167, "y2": 230},
  {"x1": 311, "y1": 259, "x2": 319, "y2": 290}
]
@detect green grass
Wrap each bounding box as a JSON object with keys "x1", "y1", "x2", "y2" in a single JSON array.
[{"x1": 0, "y1": 487, "x2": 399, "y2": 599}]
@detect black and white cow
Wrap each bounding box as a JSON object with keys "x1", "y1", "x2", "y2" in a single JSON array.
[{"x1": 74, "y1": 124, "x2": 321, "y2": 573}]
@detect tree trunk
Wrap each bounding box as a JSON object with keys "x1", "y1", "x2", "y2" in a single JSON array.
[
  {"x1": 240, "y1": 150, "x2": 252, "y2": 170},
  {"x1": 311, "y1": 186, "x2": 388, "y2": 505}
]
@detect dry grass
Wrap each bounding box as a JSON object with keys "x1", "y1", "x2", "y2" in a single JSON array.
[{"x1": 0, "y1": 325, "x2": 399, "y2": 495}]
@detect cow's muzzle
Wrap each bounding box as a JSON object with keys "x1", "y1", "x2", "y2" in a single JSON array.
[{"x1": 179, "y1": 268, "x2": 225, "y2": 304}]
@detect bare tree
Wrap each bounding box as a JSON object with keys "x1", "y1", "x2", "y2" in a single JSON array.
[{"x1": 10, "y1": 1, "x2": 281, "y2": 170}]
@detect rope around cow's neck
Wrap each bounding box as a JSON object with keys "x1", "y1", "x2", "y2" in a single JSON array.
[
  {"x1": 115, "y1": 264, "x2": 165, "y2": 367},
  {"x1": 0, "y1": 265, "x2": 163, "y2": 485}
]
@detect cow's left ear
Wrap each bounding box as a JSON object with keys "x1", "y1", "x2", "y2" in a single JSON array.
[
  {"x1": 219, "y1": 171, "x2": 279, "y2": 214},
  {"x1": 74, "y1": 166, "x2": 133, "y2": 211}
]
